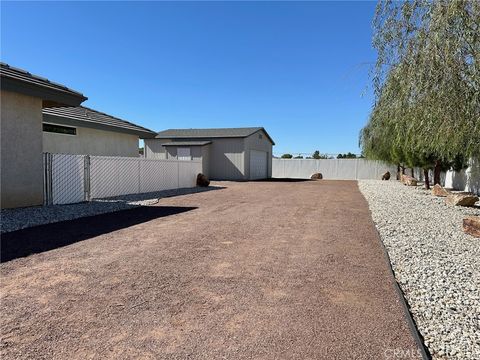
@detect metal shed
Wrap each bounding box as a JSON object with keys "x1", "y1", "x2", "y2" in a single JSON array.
[{"x1": 144, "y1": 127, "x2": 275, "y2": 180}]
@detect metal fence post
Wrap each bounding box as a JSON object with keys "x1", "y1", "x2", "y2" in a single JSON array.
[
  {"x1": 137, "y1": 158, "x2": 141, "y2": 194},
  {"x1": 43, "y1": 153, "x2": 47, "y2": 206},
  {"x1": 177, "y1": 160, "x2": 180, "y2": 188},
  {"x1": 43, "y1": 153, "x2": 51, "y2": 205},
  {"x1": 45, "y1": 153, "x2": 53, "y2": 205},
  {"x1": 84, "y1": 155, "x2": 91, "y2": 201}
]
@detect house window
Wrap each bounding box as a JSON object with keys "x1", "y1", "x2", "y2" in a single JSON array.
[
  {"x1": 177, "y1": 147, "x2": 191, "y2": 160},
  {"x1": 43, "y1": 123, "x2": 76, "y2": 135},
  {"x1": 259, "y1": 133, "x2": 263, "y2": 139}
]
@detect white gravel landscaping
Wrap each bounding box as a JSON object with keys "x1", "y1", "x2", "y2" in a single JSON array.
[
  {"x1": 359, "y1": 180, "x2": 480, "y2": 360},
  {"x1": 1, "y1": 186, "x2": 218, "y2": 234}
]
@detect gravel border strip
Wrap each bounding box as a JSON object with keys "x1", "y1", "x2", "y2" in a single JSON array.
[
  {"x1": 374, "y1": 224, "x2": 432, "y2": 360},
  {"x1": 1, "y1": 186, "x2": 221, "y2": 234}
]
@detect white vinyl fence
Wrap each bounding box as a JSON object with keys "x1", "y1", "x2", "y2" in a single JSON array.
[
  {"x1": 44, "y1": 153, "x2": 202, "y2": 205},
  {"x1": 272, "y1": 158, "x2": 398, "y2": 180},
  {"x1": 444, "y1": 158, "x2": 480, "y2": 195}
]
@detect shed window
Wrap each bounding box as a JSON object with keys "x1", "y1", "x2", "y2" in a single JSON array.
[
  {"x1": 258, "y1": 133, "x2": 263, "y2": 139},
  {"x1": 43, "y1": 123, "x2": 76, "y2": 135},
  {"x1": 177, "y1": 147, "x2": 191, "y2": 161}
]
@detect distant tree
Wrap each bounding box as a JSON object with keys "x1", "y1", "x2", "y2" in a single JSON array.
[
  {"x1": 281, "y1": 153, "x2": 293, "y2": 159},
  {"x1": 312, "y1": 150, "x2": 330, "y2": 159},
  {"x1": 139, "y1": 147, "x2": 144, "y2": 156},
  {"x1": 294, "y1": 155, "x2": 304, "y2": 159},
  {"x1": 338, "y1": 153, "x2": 357, "y2": 159}
]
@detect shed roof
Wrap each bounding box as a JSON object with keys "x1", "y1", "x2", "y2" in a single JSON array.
[
  {"x1": 43, "y1": 106, "x2": 157, "y2": 138},
  {"x1": 162, "y1": 141, "x2": 212, "y2": 146},
  {"x1": 1, "y1": 63, "x2": 87, "y2": 107},
  {"x1": 156, "y1": 127, "x2": 275, "y2": 145}
]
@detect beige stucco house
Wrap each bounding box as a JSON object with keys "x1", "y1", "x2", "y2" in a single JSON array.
[
  {"x1": 42, "y1": 106, "x2": 156, "y2": 157},
  {"x1": 1, "y1": 63, "x2": 87, "y2": 209},
  {"x1": 145, "y1": 127, "x2": 275, "y2": 180}
]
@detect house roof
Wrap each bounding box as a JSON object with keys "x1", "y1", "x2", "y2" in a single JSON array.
[
  {"x1": 161, "y1": 141, "x2": 212, "y2": 146},
  {"x1": 156, "y1": 127, "x2": 275, "y2": 145},
  {"x1": 43, "y1": 106, "x2": 157, "y2": 138},
  {"x1": 1, "y1": 63, "x2": 87, "y2": 107}
]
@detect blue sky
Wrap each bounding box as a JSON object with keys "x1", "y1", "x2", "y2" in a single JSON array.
[{"x1": 1, "y1": 1, "x2": 377, "y2": 155}]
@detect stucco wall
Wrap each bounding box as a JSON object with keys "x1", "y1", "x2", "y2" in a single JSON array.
[
  {"x1": 144, "y1": 138, "x2": 169, "y2": 159},
  {"x1": 201, "y1": 145, "x2": 211, "y2": 179},
  {"x1": 146, "y1": 138, "x2": 246, "y2": 180},
  {"x1": 208, "y1": 138, "x2": 245, "y2": 180},
  {"x1": 244, "y1": 130, "x2": 273, "y2": 179},
  {"x1": 43, "y1": 125, "x2": 139, "y2": 157},
  {"x1": 1, "y1": 90, "x2": 44, "y2": 208}
]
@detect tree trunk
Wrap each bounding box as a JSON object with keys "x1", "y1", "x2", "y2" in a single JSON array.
[
  {"x1": 433, "y1": 160, "x2": 441, "y2": 185},
  {"x1": 410, "y1": 168, "x2": 414, "y2": 178},
  {"x1": 397, "y1": 164, "x2": 401, "y2": 180},
  {"x1": 401, "y1": 166, "x2": 406, "y2": 175},
  {"x1": 423, "y1": 168, "x2": 430, "y2": 190}
]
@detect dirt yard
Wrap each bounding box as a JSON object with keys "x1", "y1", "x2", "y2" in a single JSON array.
[{"x1": 1, "y1": 180, "x2": 421, "y2": 359}]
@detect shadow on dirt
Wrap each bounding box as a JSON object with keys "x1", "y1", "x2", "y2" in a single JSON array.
[{"x1": 1, "y1": 206, "x2": 197, "y2": 263}]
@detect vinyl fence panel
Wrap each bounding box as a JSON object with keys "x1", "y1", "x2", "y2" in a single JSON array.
[
  {"x1": 178, "y1": 161, "x2": 203, "y2": 188},
  {"x1": 272, "y1": 158, "x2": 397, "y2": 180}
]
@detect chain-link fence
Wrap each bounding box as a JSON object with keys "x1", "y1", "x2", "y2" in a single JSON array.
[{"x1": 44, "y1": 153, "x2": 202, "y2": 205}]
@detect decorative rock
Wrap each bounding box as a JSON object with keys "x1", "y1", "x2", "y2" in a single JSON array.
[
  {"x1": 463, "y1": 217, "x2": 480, "y2": 238},
  {"x1": 401, "y1": 175, "x2": 417, "y2": 186},
  {"x1": 446, "y1": 193, "x2": 479, "y2": 207},
  {"x1": 432, "y1": 184, "x2": 450, "y2": 197},
  {"x1": 196, "y1": 173, "x2": 210, "y2": 187},
  {"x1": 382, "y1": 171, "x2": 391, "y2": 181},
  {"x1": 311, "y1": 173, "x2": 323, "y2": 180}
]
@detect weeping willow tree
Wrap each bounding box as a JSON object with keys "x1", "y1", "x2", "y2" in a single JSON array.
[{"x1": 361, "y1": 0, "x2": 480, "y2": 189}]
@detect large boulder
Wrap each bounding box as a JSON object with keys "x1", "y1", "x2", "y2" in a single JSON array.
[
  {"x1": 311, "y1": 173, "x2": 323, "y2": 180},
  {"x1": 196, "y1": 173, "x2": 210, "y2": 187},
  {"x1": 463, "y1": 216, "x2": 480, "y2": 238},
  {"x1": 381, "y1": 171, "x2": 391, "y2": 181},
  {"x1": 446, "y1": 193, "x2": 479, "y2": 207},
  {"x1": 432, "y1": 184, "x2": 449, "y2": 197},
  {"x1": 401, "y1": 175, "x2": 417, "y2": 186}
]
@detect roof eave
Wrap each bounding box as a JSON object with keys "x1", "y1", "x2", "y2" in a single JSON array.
[
  {"x1": 161, "y1": 141, "x2": 212, "y2": 146},
  {"x1": 1, "y1": 77, "x2": 87, "y2": 107},
  {"x1": 257, "y1": 127, "x2": 275, "y2": 145}
]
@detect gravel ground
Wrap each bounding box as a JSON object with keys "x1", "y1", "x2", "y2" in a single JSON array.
[
  {"x1": 358, "y1": 180, "x2": 480, "y2": 360},
  {"x1": 0, "y1": 186, "x2": 219, "y2": 234}
]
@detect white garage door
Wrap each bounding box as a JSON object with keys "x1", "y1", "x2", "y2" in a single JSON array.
[{"x1": 250, "y1": 150, "x2": 268, "y2": 180}]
